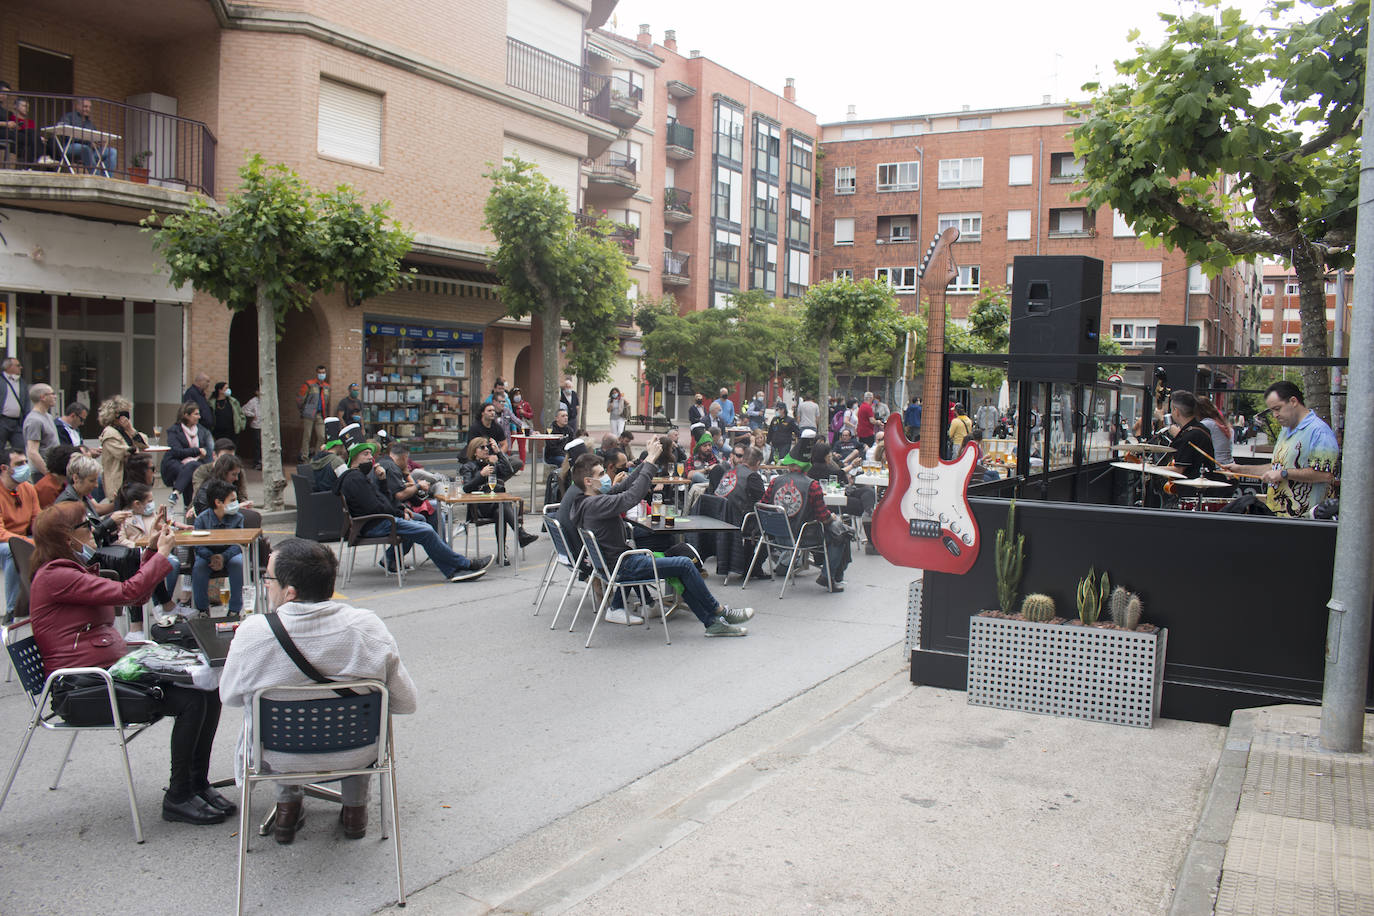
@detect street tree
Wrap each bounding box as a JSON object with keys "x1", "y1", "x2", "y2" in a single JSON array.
[
  {"x1": 148, "y1": 155, "x2": 412, "y2": 510},
  {"x1": 483, "y1": 156, "x2": 631, "y2": 423},
  {"x1": 1073, "y1": 0, "x2": 1366, "y2": 419},
  {"x1": 802, "y1": 277, "x2": 900, "y2": 407}
]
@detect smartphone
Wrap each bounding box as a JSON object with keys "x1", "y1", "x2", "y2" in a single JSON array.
[{"x1": 156, "y1": 504, "x2": 168, "y2": 526}]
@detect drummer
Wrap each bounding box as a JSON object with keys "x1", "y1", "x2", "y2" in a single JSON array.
[{"x1": 1164, "y1": 392, "x2": 1215, "y2": 480}]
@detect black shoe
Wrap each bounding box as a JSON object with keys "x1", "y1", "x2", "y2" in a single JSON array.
[
  {"x1": 517, "y1": 530, "x2": 539, "y2": 548},
  {"x1": 816, "y1": 574, "x2": 845, "y2": 592},
  {"x1": 162, "y1": 793, "x2": 226, "y2": 825},
  {"x1": 197, "y1": 786, "x2": 238, "y2": 816}
]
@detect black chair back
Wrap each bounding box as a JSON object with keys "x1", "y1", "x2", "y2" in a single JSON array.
[{"x1": 259, "y1": 693, "x2": 383, "y2": 754}]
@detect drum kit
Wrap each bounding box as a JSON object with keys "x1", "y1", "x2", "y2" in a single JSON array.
[{"x1": 1110, "y1": 442, "x2": 1231, "y2": 510}]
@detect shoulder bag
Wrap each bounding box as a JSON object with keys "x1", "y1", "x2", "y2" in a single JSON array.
[{"x1": 264, "y1": 613, "x2": 358, "y2": 697}]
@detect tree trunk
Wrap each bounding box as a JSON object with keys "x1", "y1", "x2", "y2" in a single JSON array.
[
  {"x1": 256, "y1": 283, "x2": 287, "y2": 511},
  {"x1": 542, "y1": 303, "x2": 562, "y2": 427},
  {"x1": 817, "y1": 334, "x2": 831, "y2": 414},
  {"x1": 1292, "y1": 242, "x2": 1333, "y2": 421}
]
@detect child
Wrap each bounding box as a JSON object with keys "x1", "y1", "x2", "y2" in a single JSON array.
[{"x1": 115, "y1": 482, "x2": 186, "y2": 625}]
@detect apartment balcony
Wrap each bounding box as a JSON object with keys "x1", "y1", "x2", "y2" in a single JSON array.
[
  {"x1": 664, "y1": 188, "x2": 693, "y2": 224},
  {"x1": 666, "y1": 80, "x2": 697, "y2": 99},
  {"x1": 586, "y1": 152, "x2": 639, "y2": 195},
  {"x1": 662, "y1": 250, "x2": 691, "y2": 285},
  {"x1": 506, "y1": 37, "x2": 613, "y2": 125},
  {"x1": 575, "y1": 211, "x2": 638, "y2": 258},
  {"x1": 0, "y1": 92, "x2": 215, "y2": 224},
  {"x1": 664, "y1": 121, "x2": 695, "y2": 161},
  {"x1": 608, "y1": 76, "x2": 644, "y2": 129}
]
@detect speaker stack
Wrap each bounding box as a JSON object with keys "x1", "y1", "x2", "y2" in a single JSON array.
[
  {"x1": 1153, "y1": 324, "x2": 1200, "y2": 393},
  {"x1": 1009, "y1": 255, "x2": 1104, "y2": 385}
]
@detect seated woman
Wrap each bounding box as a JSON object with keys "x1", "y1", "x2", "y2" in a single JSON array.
[
  {"x1": 460, "y1": 437, "x2": 537, "y2": 555},
  {"x1": 28, "y1": 501, "x2": 231, "y2": 825},
  {"x1": 115, "y1": 482, "x2": 185, "y2": 626},
  {"x1": 191, "y1": 453, "x2": 256, "y2": 520},
  {"x1": 161, "y1": 402, "x2": 212, "y2": 506},
  {"x1": 55, "y1": 454, "x2": 121, "y2": 521},
  {"x1": 807, "y1": 442, "x2": 846, "y2": 485},
  {"x1": 191, "y1": 479, "x2": 245, "y2": 617},
  {"x1": 97, "y1": 395, "x2": 149, "y2": 499}
]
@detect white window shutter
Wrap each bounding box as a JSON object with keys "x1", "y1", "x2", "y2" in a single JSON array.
[{"x1": 318, "y1": 78, "x2": 383, "y2": 167}]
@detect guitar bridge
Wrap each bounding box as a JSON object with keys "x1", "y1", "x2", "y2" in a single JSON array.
[{"x1": 909, "y1": 519, "x2": 940, "y2": 538}]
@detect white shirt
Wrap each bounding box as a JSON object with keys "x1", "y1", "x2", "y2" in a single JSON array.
[{"x1": 1, "y1": 374, "x2": 22, "y2": 419}]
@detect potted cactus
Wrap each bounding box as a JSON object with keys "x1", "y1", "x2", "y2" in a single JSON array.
[{"x1": 967, "y1": 502, "x2": 1168, "y2": 727}]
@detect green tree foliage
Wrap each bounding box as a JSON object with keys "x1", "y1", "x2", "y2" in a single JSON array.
[
  {"x1": 147, "y1": 155, "x2": 412, "y2": 509},
  {"x1": 802, "y1": 278, "x2": 900, "y2": 407},
  {"x1": 1236, "y1": 348, "x2": 1289, "y2": 417},
  {"x1": 1097, "y1": 334, "x2": 1126, "y2": 380},
  {"x1": 483, "y1": 157, "x2": 630, "y2": 423},
  {"x1": 1073, "y1": 0, "x2": 1365, "y2": 419}
]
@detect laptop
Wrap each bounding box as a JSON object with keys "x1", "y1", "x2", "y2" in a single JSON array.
[{"x1": 187, "y1": 616, "x2": 239, "y2": 668}]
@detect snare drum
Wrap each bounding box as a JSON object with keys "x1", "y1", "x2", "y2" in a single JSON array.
[
  {"x1": 1198, "y1": 497, "x2": 1229, "y2": 512},
  {"x1": 1179, "y1": 497, "x2": 1200, "y2": 512}
]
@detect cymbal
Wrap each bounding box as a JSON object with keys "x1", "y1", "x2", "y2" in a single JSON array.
[
  {"x1": 1172, "y1": 477, "x2": 1231, "y2": 489},
  {"x1": 1111, "y1": 460, "x2": 1147, "y2": 474},
  {"x1": 1114, "y1": 443, "x2": 1176, "y2": 455},
  {"x1": 1140, "y1": 464, "x2": 1185, "y2": 479}
]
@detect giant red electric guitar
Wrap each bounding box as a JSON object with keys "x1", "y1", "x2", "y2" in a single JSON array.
[{"x1": 871, "y1": 227, "x2": 981, "y2": 574}]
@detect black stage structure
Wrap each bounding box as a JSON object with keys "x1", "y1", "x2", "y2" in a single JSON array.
[{"x1": 912, "y1": 351, "x2": 1358, "y2": 725}]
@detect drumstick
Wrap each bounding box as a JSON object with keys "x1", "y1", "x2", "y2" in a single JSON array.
[{"x1": 1187, "y1": 442, "x2": 1267, "y2": 480}]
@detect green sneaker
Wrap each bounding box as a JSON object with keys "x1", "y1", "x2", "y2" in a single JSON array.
[
  {"x1": 720, "y1": 605, "x2": 755, "y2": 624},
  {"x1": 705, "y1": 616, "x2": 748, "y2": 637}
]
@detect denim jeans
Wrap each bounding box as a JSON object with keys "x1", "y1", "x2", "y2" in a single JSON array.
[
  {"x1": 192, "y1": 551, "x2": 242, "y2": 614},
  {"x1": 0, "y1": 540, "x2": 18, "y2": 617},
  {"x1": 67, "y1": 141, "x2": 117, "y2": 176},
  {"x1": 615, "y1": 554, "x2": 718, "y2": 627},
  {"x1": 363, "y1": 516, "x2": 474, "y2": 578}
]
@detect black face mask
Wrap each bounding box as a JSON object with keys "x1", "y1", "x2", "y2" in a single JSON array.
[{"x1": 357, "y1": 460, "x2": 374, "y2": 475}]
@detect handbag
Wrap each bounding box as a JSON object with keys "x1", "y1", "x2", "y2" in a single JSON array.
[{"x1": 50, "y1": 674, "x2": 164, "y2": 726}]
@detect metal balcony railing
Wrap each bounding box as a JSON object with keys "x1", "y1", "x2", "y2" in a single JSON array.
[
  {"x1": 575, "y1": 211, "x2": 638, "y2": 255},
  {"x1": 664, "y1": 121, "x2": 694, "y2": 151},
  {"x1": 664, "y1": 187, "x2": 692, "y2": 214},
  {"x1": 0, "y1": 91, "x2": 216, "y2": 194},
  {"x1": 663, "y1": 250, "x2": 691, "y2": 278},
  {"x1": 506, "y1": 37, "x2": 611, "y2": 122},
  {"x1": 587, "y1": 152, "x2": 638, "y2": 185},
  {"x1": 609, "y1": 76, "x2": 644, "y2": 110}
]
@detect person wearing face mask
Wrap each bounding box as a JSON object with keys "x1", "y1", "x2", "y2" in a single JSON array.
[
  {"x1": 209, "y1": 381, "x2": 243, "y2": 447},
  {"x1": 336, "y1": 383, "x2": 364, "y2": 428},
  {"x1": 296, "y1": 364, "x2": 331, "y2": 463},
  {"x1": 190, "y1": 479, "x2": 245, "y2": 617},
  {"x1": 0, "y1": 449, "x2": 39, "y2": 621},
  {"x1": 115, "y1": 482, "x2": 186, "y2": 627}
]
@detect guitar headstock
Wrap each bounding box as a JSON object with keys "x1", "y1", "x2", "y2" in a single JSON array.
[{"x1": 916, "y1": 226, "x2": 960, "y2": 294}]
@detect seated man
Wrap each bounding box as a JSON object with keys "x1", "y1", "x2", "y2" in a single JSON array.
[
  {"x1": 567, "y1": 442, "x2": 754, "y2": 637},
  {"x1": 544, "y1": 408, "x2": 574, "y2": 467},
  {"x1": 761, "y1": 461, "x2": 853, "y2": 592},
  {"x1": 379, "y1": 439, "x2": 440, "y2": 533},
  {"x1": 338, "y1": 435, "x2": 492, "y2": 582},
  {"x1": 219, "y1": 538, "x2": 418, "y2": 844},
  {"x1": 0, "y1": 450, "x2": 39, "y2": 622},
  {"x1": 308, "y1": 419, "x2": 349, "y2": 493},
  {"x1": 35, "y1": 443, "x2": 80, "y2": 509},
  {"x1": 191, "y1": 479, "x2": 245, "y2": 616},
  {"x1": 57, "y1": 98, "x2": 117, "y2": 176}
]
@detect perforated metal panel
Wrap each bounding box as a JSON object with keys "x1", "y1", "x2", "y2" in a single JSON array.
[
  {"x1": 260, "y1": 696, "x2": 382, "y2": 753},
  {"x1": 966, "y1": 616, "x2": 1166, "y2": 728},
  {"x1": 905, "y1": 579, "x2": 923, "y2": 654}
]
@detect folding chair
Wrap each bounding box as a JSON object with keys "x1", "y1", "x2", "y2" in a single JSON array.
[
  {"x1": 532, "y1": 508, "x2": 586, "y2": 627},
  {"x1": 236, "y1": 680, "x2": 403, "y2": 915},
  {"x1": 338, "y1": 498, "x2": 405, "y2": 588},
  {"x1": 0, "y1": 619, "x2": 165, "y2": 842},
  {"x1": 742, "y1": 503, "x2": 833, "y2": 598},
  {"x1": 572, "y1": 531, "x2": 671, "y2": 648}
]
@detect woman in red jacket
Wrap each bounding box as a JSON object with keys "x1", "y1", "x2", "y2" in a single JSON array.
[{"x1": 28, "y1": 502, "x2": 232, "y2": 826}]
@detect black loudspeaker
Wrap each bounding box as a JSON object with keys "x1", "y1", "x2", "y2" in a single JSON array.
[
  {"x1": 1009, "y1": 256, "x2": 1103, "y2": 384},
  {"x1": 1154, "y1": 324, "x2": 1199, "y2": 393}
]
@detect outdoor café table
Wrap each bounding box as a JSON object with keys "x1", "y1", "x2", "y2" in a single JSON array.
[
  {"x1": 42, "y1": 123, "x2": 120, "y2": 175},
  {"x1": 628, "y1": 513, "x2": 739, "y2": 546},
  {"x1": 508, "y1": 432, "x2": 565, "y2": 509},
  {"x1": 651, "y1": 476, "x2": 692, "y2": 510},
  {"x1": 139, "y1": 527, "x2": 265, "y2": 612},
  {"x1": 725, "y1": 426, "x2": 752, "y2": 440},
  {"x1": 854, "y1": 472, "x2": 889, "y2": 489},
  {"x1": 436, "y1": 491, "x2": 524, "y2": 568}
]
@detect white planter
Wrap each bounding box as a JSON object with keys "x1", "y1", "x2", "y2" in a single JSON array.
[{"x1": 967, "y1": 615, "x2": 1167, "y2": 728}]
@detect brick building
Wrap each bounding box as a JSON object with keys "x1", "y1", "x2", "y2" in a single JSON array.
[
  {"x1": 817, "y1": 102, "x2": 1263, "y2": 406},
  {"x1": 1260, "y1": 265, "x2": 1353, "y2": 357},
  {"x1": 0, "y1": 0, "x2": 642, "y2": 453}
]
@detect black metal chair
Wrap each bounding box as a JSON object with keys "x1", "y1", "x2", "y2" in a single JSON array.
[
  {"x1": 292, "y1": 474, "x2": 345, "y2": 541},
  {"x1": 338, "y1": 498, "x2": 405, "y2": 588}
]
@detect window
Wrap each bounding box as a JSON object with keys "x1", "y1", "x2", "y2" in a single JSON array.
[
  {"x1": 948, "y1": 265, "x2": 980, "y2": 294},
  {"x1": 786, "y1": 250, "x2": 810, "y2": 297},
  {"x1": 1048, "y1": 208, "x2": 1092, "y2": 236},
  {"x1": 788, "y1": 133, "x2": 814, "y2": 188},
  {"x1": 834, "y1": 165, "x2": 856, "y2": 194},
  {"x1": 957, "y1": 116, "x2": 991, "y2": 129},
  {"x1": 1188, "y1": 264, "x2": 1209, "y2": 294},
  {"x1": 753, "y1": 118, "x2": 780, "y2": 177},
  {"x1": 751, "y1": 179, "x2": 779, "y2": 236},
  {"x1": 787, "y1": 192, "x2": 811, "y2": 246},
  {"x1": 833, "y1": 268, "x2": 853, "y2": 280},
  {"x1": 1111, "y1": 261, "x2": 1163, "y2": 293},
  {"x1": 938, "y1": 212, "x2": 982, "y2": 240},
  {"x1": 1006, "y1": 264, "x2": 1015, "y2": 285},
  {"x1": 891, "y1": 121, "x2": 925, "y2": 136},
  {"x1": 877, "y1": 215, "x2": 913, "y2": 242},
  {"x1": 715, "y1": 101, "x2": 745, "y2": 163},
  {"x1": 1285, "y1": 282, "x2": 1300, "y2": 295},
  {"x1": 713, "y1": 165, "x2": 742, "y2": 224},
  {"x1": 1008, "y1": 154, "x2": 1033, "y2": 185},
  {"x1": 318, "y1": 77, "x2": 383, "y2": 167},
  {"x1": 1262, "y1": 283, "x2": 1275, "y2": 296},
  {"x1": 1259, "y1": 333, "x2": 1274, "y2": 346},
  {"x1": 1283, "y1": 333, "x2": 1301, "y2": 346},
  {"x1": 627, "y1": 280, "x2": 639, "y2": 302},
  {"x1": 1112, "y1": 210, "x2": 1135, "y2": 237},
  {"x1": 1283, "y1": 308, "x2": 1300, "y2": 321},
  {"x1": 876, "y1": 161, "x2": 920, "y2": 192},
  {"x1": 937, "y1": 157, "x2": 983, "y2": 189},
  {"x1": 833, "y1": 217, "x2": 854, "y2": 246},
  {"x1": 1325, "y1": 279, "x2": 1339, "y2": 294},
  {"x1": 713, "y1": 227, "x2": 741, "y2": 287},
  {"x1": 1007, "y1": 209, "x2": 1032, "y2": 241},
  {"x1": 876, "y1": 267, "x2": 918, "y2": 292},
  {"x1": 1050, "y1": 152, "x2": 1084, "y2": 180},
  {"x1": 841, "y1": 125, "x2": 872, "y2": 140},
  {"x1": 750, "y1": 239, "x2": 777, "y2": 293},
  {"x1": 1110, "y1": 320, "x2": 1159, "y2": 347}
]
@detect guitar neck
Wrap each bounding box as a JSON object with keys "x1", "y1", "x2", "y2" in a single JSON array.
[{"x1": 919, "y1": 295, "x2": 945, "y2": 467}]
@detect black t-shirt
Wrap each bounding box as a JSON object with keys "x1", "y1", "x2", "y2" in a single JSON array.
[
  {"x1": 1171, "y1": 419, "x2": 1215, "y2": 479},
  {"x1": 467, "y1": 420, "x2": 506, "y2": 447}
]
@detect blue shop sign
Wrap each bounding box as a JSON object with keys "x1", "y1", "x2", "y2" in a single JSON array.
[{"x1": 366, "y1": 321, "x2": 483, "y2": 347}]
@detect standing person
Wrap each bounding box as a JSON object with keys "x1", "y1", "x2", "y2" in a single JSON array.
[
  {"x1": 0, "y1": 357, "x2": 28, "y2": 452},
  {"x1": 544, "y1": 407, "x2": 574, "y2": 468},
  {"x1": 182, "y1": 372, "x2": 213, "y2": 423},
  {"x1": 219, "y1": 539, "x2": 418, "y2": 844},
  {"x1": 23, "y1": 384, "x2": 60, "y2": 478},
  {"x1": 467, "y1": 401, "x2": 524, "y2": 471},
  {"x1": 1195, "y1": 397, "x2": 1234, "y2": 466},
  {"x1": 688, "y1": 392, "x2": 706, "y2": 429},
  {"x1": 855, "y1": 392, "x2": 876, "y2": 448},
  {"x1": 336, "y1": 383, "x2": 364, "y2": 428},
  {"x1": 97, "y1": 396, "x2": 149, "y2": 498},
  {"x1": 767, "y1": 406, "x2": 799, "y2": 463},
  {"x1": 903, "y1": 396, "x2": 922, "y2": 441},
  {"x1": 975, "y1": 399, "x2": 1000, "y2": 435},
  {"x1": 873, "y1": 394, "x2": 891, "y2": 425},
  {"x1": 209, "y1": 382, "x2": 242, "y2": 446},
  {"x1": 1220, "y1": 381, "x2": 1339, "y2": 517},
  {"x1": 559, "y1": 377, "x2": 580, "y2": 430},
  {"x1": 53, "y1": 400, "x2": 88, "y2": 449},
  {"x1": 746, "y1": 391, "x2": 766, "y2": 430},
  {"x1": 241, "y1": 389, "x2": 263, "y2": 470},
  {"x1": 717, "y1": 388, "x2": 737, "y2": 428},
  {"x1": 796, "y1": 393, "x2": 820, "y2": 433},
  {"x1": 296, "y1": 364, "x2": 331, "y2": 462},
  {"x1": 510, "y1": 387, "x2": 534, "y2": 464},
  {"x1": 948, "y1": 404, "x2": 974, "y2": 457},
  {"x1": 0, "y1": 450, "x2": 38, "y2": 622},
  {"x1": 607, "y1": 387, "x2": 628, "y2": 438}
]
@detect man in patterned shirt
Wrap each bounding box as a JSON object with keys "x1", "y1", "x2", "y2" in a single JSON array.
[{"x1": 1222, "y1": 381, "x2": 1338, "y2": 518}]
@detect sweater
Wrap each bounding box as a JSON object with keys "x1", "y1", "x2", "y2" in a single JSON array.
[
  {"x1": 0, "y1": 481, "x2": 39, "y2": 542},
  {"x1": 569, "y1": 459, "x2": 659, "y2": 564}
]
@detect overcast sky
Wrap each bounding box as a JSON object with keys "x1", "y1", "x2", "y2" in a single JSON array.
[{"x1": 604, "y1": 0, "x2": 1275, "y2": 123}]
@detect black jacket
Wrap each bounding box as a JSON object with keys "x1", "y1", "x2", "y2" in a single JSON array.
[
  {"x1": 339, "y1": 467, "x2": 399, "y2": 519},
  {"x1": 460, "y1": 452, "x2": 515, "y2": 493},
  {"x1": 161, "y1": 423, "x2": 212, "y2": 485}
]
